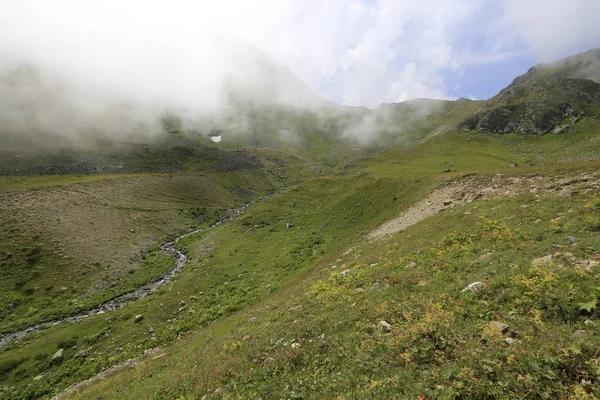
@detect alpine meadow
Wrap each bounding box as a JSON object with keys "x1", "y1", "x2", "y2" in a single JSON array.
[{"x1": 2, "y1": 3, "x2": 600, "y2": 399}]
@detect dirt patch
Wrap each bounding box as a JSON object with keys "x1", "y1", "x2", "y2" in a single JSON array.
[{"x1": 369, "y1": 171, "x2": 600, "y2": 239}]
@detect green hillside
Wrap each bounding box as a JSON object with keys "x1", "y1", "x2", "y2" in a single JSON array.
[{"x1": 1, "y1": 48, "x2": 600, "y2": 399}]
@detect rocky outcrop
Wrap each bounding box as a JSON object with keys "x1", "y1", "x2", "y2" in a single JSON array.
[{"x1": 457, "y1": 78, "x2": 600, "y2": 135}]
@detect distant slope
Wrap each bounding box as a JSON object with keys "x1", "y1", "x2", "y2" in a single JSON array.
[
  {"x1": 374, "y1": 48, "x2": 600, "y2": 139},
  {"x1": 511, "y1": 47, "x2": 600, "y2": 86}
]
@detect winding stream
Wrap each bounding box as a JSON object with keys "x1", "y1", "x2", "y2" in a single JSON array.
[{"x1": 0, "y1": 195, "x2": 270, "y2": 347}]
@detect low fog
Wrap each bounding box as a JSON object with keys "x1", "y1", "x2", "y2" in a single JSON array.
[
  {"x1": 0, "y1": 1, "x2": 461, "y2": 146},
  {"x1": 0, "y1": 31, "x2": 327, "y2": 143},
  {"x1": 3, "y1": 1, "x2": 598, "y2": 147}
]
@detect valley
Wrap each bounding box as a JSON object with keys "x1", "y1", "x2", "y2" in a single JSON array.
[{"x1": 1, "y1": 46, "x2": 600, "y2": 399}]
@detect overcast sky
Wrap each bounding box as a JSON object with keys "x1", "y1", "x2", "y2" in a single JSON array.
[{"x1": 2, "y1": 0, "x2": 600, "y2": 109}]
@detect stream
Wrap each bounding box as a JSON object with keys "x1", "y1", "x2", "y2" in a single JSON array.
[{"x1": 0, "y1": 195, "x2": 270, "y2": 347}]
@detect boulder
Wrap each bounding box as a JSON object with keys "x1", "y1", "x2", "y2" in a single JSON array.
[
  {"x1": 488, "y1": 321, "x2": 510, "y2": 335},
  {"x1": 462, "y1": 282, "x2": 486, "y2": 292},
  {"x1": 379, "y1": 320, "x2": 392, "y2": 333},
  {"x1": 134, "y1": 314, "x2": 144, "y2": 323},
  {"x1": 575, "y1": 260, "x2": 600, "y2": 271},
  {"x1": 52, "y1": 349, "x2": 64, "y2": 362},
  {"x1": 553, "y1": 252, "x2": 576, "y2": 265},
  {"x1": 74, "y1": 350, "x2": 90, "y2": 358},
  {"x1": 532, "y1": 255, "x2": 553, "y2": 266},
  {"x1": 557, "y1": 189, "x2": 573, "y2": 199}
]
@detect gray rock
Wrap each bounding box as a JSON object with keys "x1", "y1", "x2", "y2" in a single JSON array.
[
  {"x1": 557, "y1": 189, "x2": 573, "y2": 199},
  {"x1": 553, "y1": 252, "x2": 576, "y2": 265},
  {"x1": 443, "y1": 200, "x2": 453, "y2": 206},
  {"x1": 353, "y1": 288, "x2": 365, "y2": 294},
  {"x1": 134, "y1": 314, "x2": 144, "y2": 323},
  {"x1": 552, "y1": 125, "x2": 569, "y2": 135},
  {"x1": 288, "y1": 305, "x2": 303, "y2": 312},
  {"x1": 510, "y1": 162, "x2": 518, "y2": 168},
  {"x1": 74, "y1": 350, "x2": 90, "y2": 358},
  {"x1": 290, "y1": 342, "x2": 300, "y2": 349},
  {"x1": 33, "y1": 374, "x2": 44, "y2": 381},
  {"x1": 462, "y1": 282, "x2": 486, "y2": 292},
  {"x1": 488, "y1": 321, "x2": 510, "y2": 335},
  {"x1": 575, "y1": 260, "x2": 600, "y2": 270},
  {"x1": 52, "y1": 349, "x2": 64, "y2": 362},
  {"x1": 504, "y1": 337, "x2": 521, "y2": 345},
  {"x1": 379, "y1": 320, "x2": 392, "y2": 333},
  {"x1": 286, "y1": 222, "x2": 294, "y2": 228},
  {"x1": 532, "y1": 255, "x2": 553, "y2": 266}
]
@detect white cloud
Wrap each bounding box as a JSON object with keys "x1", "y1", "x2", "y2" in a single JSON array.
[
  {"x1": 490, "y1": 0, "x2": 600, "y2": 61},
  {"x1": 0, "y1": 0, "x2": 599, "y2": 111}
]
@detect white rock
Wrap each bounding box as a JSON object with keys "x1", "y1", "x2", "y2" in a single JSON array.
[
  {"x1": 52, "y1": 349, "x2": 64, "y2": 362},
  {"x1": 462, "y1": 282, "x2": 486, "y2": 292},
  {"x1": 379, "y1": 320, "x2": 392, "y2": 333}
]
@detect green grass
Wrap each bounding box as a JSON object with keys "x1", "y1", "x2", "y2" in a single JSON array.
[
  {"x1": 65, "y1": 178, "x2": 600, "y2": 400},
  {"x1": 0, "y1": 170, "x2": 276, "y2": 334},
  {"x1": 1, "y1": 126, "x2": 599, "y2": 399}
]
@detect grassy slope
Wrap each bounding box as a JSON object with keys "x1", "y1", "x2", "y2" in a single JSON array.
[
  {"x1": 0, "y1": 112, "x2": 599, "y2": 398},
  {"x1": 0, "y1": 170, "x2": 275, "y2": 334},
  {"x1": 64, "y1": 138, "x2": 600, "y2": 399},
  {"x1": 70, "y1": 171, "x2": 600, "y2": 400}
]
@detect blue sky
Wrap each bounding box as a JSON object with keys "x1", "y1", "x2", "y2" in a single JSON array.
[
  {"x1": 2, "y1": 0, "x2": 600, "y2": 109},
  {"x1": 247, "y1": 0, "x2": 600, "y2": 106}
]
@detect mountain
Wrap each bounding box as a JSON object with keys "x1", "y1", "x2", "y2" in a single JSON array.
[
  {"x1": 510, "y1": 47, "x2": 600, "y2": 86},
  {"x1": 453, "y1": 48, "x2": 600, "y2": 135}
]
